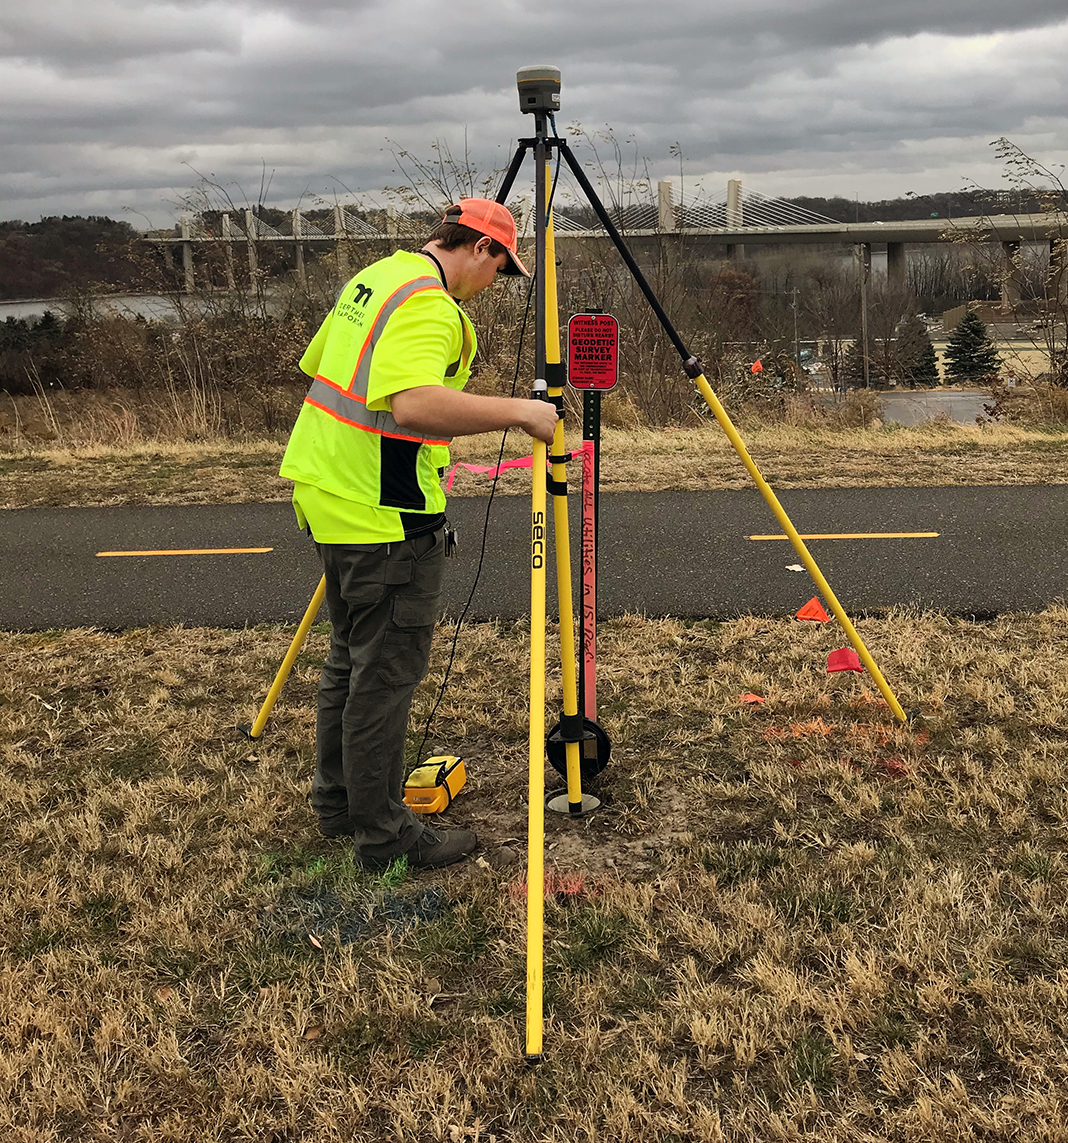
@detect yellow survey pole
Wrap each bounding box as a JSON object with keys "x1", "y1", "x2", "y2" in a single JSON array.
[
  {"x1": 242, "y1": 575, "x2": 327, "y2": 739},
  {"x1": 526, "y1": 436, "x2": 548, "y2": 1060},
  {"x1": 543, "y1": 170, "x2": 586, "y2": 813},
  {"x1": 692, "y1": 374, "x2": 908, "y2": 723},
  {"x1": 525, "y1": 122, "x2": 551, "y2": 1065}
]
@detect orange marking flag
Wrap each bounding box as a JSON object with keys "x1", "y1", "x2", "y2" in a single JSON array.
[
  {"x1": 796, "y1": 596, "x2": 830, "y2": 622},
  {"x1": 738, "y1": 692, "x2": 766, "y2": 705},
  {"x1": 750, "y1": 359, "x2": 764, "y2": 374}
]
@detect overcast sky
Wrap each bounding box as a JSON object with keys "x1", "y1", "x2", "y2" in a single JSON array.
[{"x1": 3, "y1": 0, "x2": 1067, "y2": 227}]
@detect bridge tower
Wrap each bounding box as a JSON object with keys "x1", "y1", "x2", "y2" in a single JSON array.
[{"x1": 726, "y1": 179, "x2": 745, "y2": 261}]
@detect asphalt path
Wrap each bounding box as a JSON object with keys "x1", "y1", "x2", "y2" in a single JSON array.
[{"x1": 2, "y1": 486, "x2": 1066, "y2": 630}]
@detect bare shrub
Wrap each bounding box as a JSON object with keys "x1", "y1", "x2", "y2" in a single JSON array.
[
  {"x1": 983, "y1": 380, "x2": 1068, "y2": 427},
  {"x1": 23, "y1": 303, "x2": 315, "y2": 443},
  {"x1": 832, "y1": 388, "x2": 883, "y2": 429},
  {"x1": 781, "y1": 394, "x2": 831, "y2": 428}
]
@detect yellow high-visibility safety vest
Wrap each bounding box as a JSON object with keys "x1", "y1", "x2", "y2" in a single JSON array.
[{"x1": 280, "y1": 250, "x2": 476, "y2": 522}]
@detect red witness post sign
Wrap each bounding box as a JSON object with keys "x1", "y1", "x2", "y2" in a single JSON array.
[{"x1": 567, "y1": 313, "x2": 619, "y2": 390}]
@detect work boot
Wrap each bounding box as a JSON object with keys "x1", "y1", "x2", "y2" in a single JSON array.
[{"x1": 405, "y1": 825, "x2": 478, "y2": 869}]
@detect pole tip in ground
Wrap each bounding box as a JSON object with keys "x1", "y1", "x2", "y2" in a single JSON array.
[
  {"x1": 524, "y1": 1053, "x2": 544, "y2": 1067},
  {"x1": 547, "y1": 793, "x2": 601, "y2": 816},
  {"x1": 236, "y1": 723, "x2": 261, "y2": 741}
]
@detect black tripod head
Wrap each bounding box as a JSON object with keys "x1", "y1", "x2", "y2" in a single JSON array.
[{"x1": 517, "y1": 65, "x2": 561, "y2": 116}]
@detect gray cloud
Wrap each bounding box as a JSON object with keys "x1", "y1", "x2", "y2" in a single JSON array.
[{"x1": 1, "y1": 0, "x2": 1066, "y2": 224}]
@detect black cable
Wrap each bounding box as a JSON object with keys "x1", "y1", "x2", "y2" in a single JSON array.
[
  {"x1": 547, "y1": 115, "x2": 562, "y2": 223},
  {"x1": 413, "y1": 270, "x2": 535, "y2": 764},
  {"x1": 414, "y1": 142, "x2": 562, "y2": 763}
]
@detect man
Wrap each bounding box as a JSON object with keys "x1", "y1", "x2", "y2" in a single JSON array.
[{"x1": 279, "y1": 199, "x2": 558, "y2": 870}]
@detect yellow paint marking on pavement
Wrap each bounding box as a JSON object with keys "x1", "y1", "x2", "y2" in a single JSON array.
[
  {"x1": 749, "y1": 532, "x2": 940, "y2": 541},
  {"x1": 96, "y1": 547, "x2": 274, "y2": 557}
]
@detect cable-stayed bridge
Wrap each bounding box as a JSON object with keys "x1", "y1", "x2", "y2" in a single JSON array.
[{"x1": 152, "y1": 180, "x2": 1068, "y2": 305}]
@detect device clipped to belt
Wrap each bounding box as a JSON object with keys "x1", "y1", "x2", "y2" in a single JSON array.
[{"x1": 403, "y1": 755, "x2": 467, "y2": 814}]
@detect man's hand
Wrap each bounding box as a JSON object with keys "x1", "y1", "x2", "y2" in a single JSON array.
[{"x1": 516, "y1": 399, "x2": 561, "y2": 444}]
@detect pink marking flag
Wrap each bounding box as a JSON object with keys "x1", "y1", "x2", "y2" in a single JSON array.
[{"x1": 827, "y1": 647, "x2": 863, "y2": 673}]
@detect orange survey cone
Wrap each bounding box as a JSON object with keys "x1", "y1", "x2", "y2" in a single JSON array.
[
  {"x1": 796, "y1": 596, "x2": 830, "y2": 622},
  {"x1": 827, "y1": 647, "x2": 863, "y2": 673}
]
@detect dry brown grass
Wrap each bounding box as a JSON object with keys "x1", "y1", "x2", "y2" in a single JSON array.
[
  {"x1": 3, "y1": 609, "x2": 1068, "y2": 1140},
  {"x1": 0, "y1": 440, "x2": 293, "y2": 508},
  {"x1": 3, "y1": 420, "x2": 1068, "y2": 509}
]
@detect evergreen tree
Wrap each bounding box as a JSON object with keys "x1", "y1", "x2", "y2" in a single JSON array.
[
  {"x1": 943, "y1": 309, "x2": 1001, "y2": 383},
  {"x1": 894, "y1": 314, "x2": 940, "y2": 388}
]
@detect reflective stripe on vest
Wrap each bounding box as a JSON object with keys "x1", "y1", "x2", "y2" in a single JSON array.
[{"x1": 302, "y1": 274, "x2": 455, "y2": 446}]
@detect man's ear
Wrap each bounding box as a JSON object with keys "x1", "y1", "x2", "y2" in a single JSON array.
[{"x1": 474, "y1": 236, "x2": 491, "y2": 256}]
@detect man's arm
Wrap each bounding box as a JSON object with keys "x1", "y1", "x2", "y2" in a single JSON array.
[{"x1": 390, "y1": 386, "x2": 560, "y2": 444}]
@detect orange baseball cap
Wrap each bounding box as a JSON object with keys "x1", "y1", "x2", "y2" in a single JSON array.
[{"x1": 442, "y1": 198, "x2": 530, "y2": 276}]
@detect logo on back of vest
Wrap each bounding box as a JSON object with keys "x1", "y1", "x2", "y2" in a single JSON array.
[{"x1": 351, "y1": 283, "x2": 374, "y2": 306}]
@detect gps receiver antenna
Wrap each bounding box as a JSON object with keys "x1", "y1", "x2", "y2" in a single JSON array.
[{"x1": 516, "y1": 65, "x2": 561, "y2": 116}]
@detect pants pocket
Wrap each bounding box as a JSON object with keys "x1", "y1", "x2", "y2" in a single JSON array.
[
  {"x1": 323, "y1": 544, "x2": 391, "y2": 608},
  {"x1": 377, "y1": 591, "x2": 442, "y2": 687}
]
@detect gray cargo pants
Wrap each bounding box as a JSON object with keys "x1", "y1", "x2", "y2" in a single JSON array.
[{"x1": 311, "y1": 526, "x2": 444, "y2": 863}]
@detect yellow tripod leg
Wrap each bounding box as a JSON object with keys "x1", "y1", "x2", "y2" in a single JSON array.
[
  {"x1": 542, "y1": 174, "x2": 591, "y2": 814},
  {"x1": 692, "y1": 374, "x2": 908, "y2": 723},
  {"x1": 526, "y1": 438, "x2": 548, "y2": 1062},
  {"x1": 240, "y1": 575, "x2": 326, "y2": 740}
]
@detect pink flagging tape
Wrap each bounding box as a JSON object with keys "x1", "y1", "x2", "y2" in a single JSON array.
[
  {"x1": 445, "y1": 456, "x2": 533, "y2": 491},
  {"x1": 444, "y1": 442, "x2": 593, "y2": 492}
]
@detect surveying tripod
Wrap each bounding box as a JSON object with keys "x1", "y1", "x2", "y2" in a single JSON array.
[{"x1": 506, "y1": 65, "x2": 910, "y2": 1063}]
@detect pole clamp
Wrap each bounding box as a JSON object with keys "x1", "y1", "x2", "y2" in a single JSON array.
[
  {"x1": 548, "y1": 452, "x2": 572, "y2": 464},
  {"x1": 545, "y1": 362, "x2": 565, "y2": 387},
  {"x1": 683, "y1": 356, "x2": 705, "y2": 379},
  {"x1": 547, "y1": 478, "x2": 567, "y2": 496},
  {"x1": 550, "y1": 712, "x2": 596, "y2": 744}
]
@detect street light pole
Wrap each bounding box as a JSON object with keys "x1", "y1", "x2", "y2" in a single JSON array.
[
  {"x1": 857, "y1": 243, "x2": 871, "y2": 389},
  {"x1": 792, "y1": 286, "x2": 801, "y2": 374}
]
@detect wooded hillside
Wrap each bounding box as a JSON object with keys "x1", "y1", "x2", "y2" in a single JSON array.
[{"x1": 0, "y1": 217, "x2": 140, "y2": 300}]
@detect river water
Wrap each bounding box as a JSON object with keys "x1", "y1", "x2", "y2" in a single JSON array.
[
  {"x1": 0, "y1": 287, "x2": 319, "y2": 323},
  {"x1": 0, "y1": 294, "x2": 191, "y2": 323}
]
